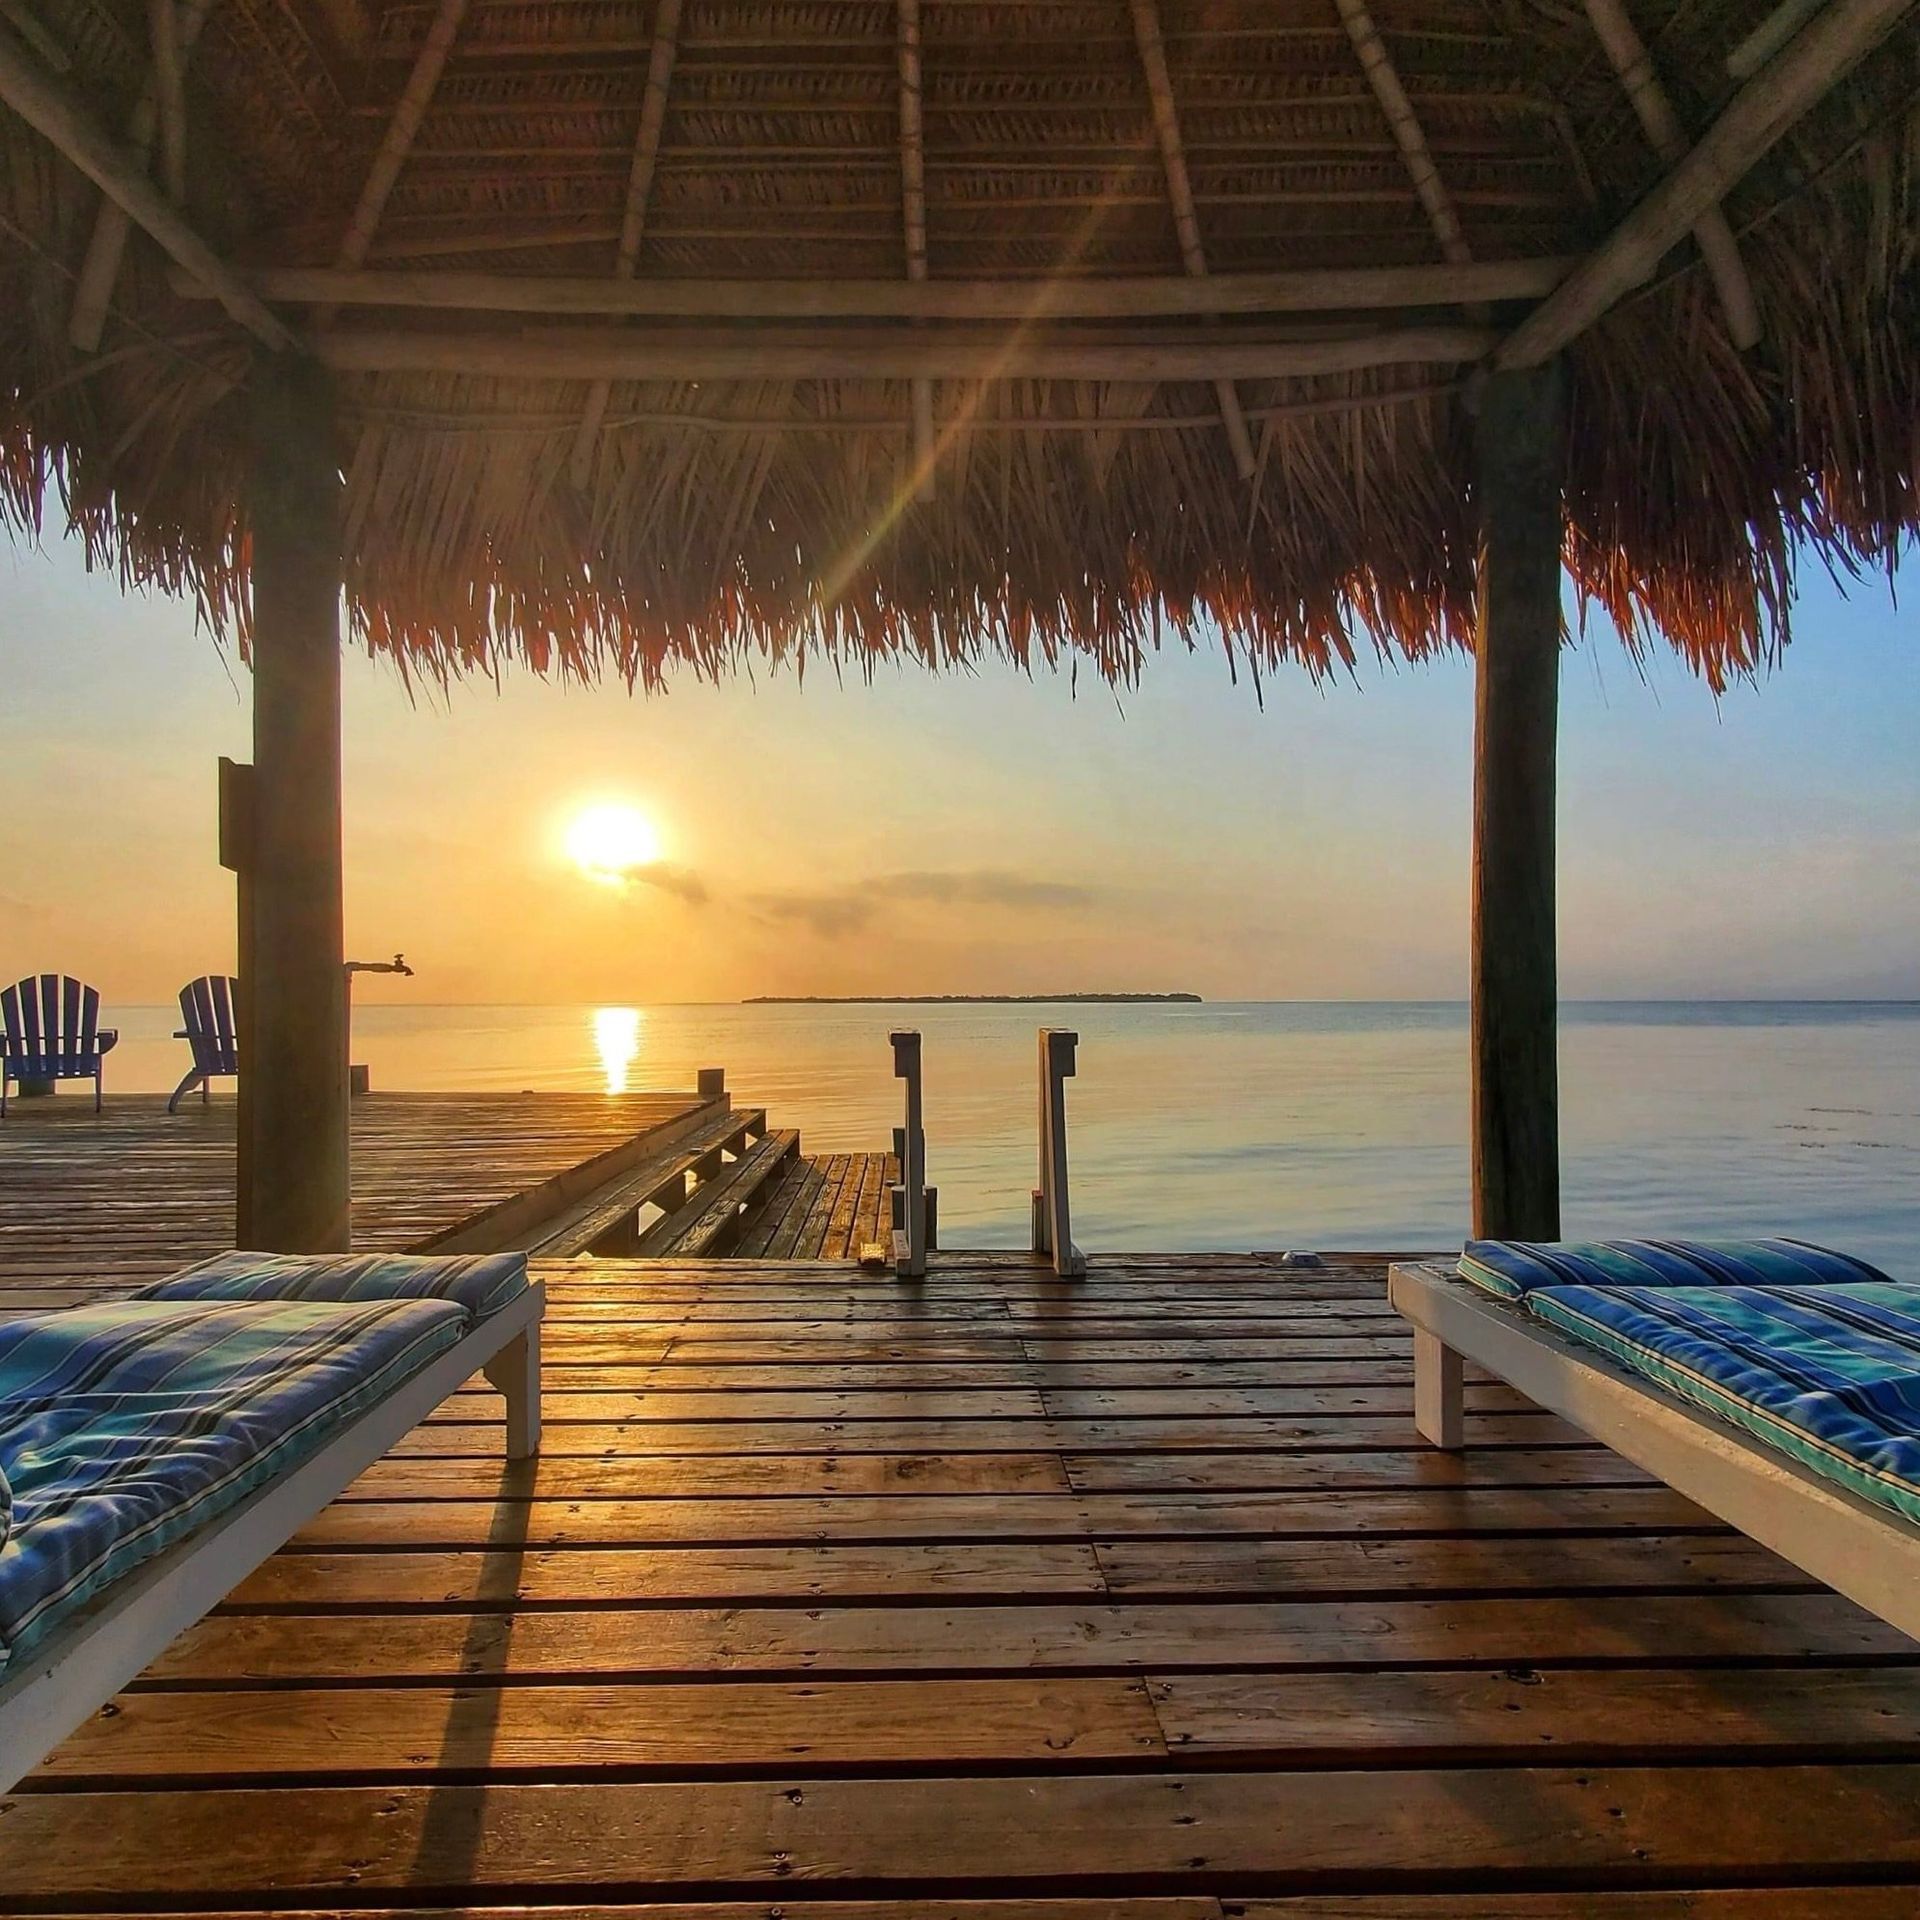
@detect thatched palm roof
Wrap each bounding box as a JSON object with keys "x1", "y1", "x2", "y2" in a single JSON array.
[{"x1": 1, "y1": 0, "x2": 1915, "y2": 688}]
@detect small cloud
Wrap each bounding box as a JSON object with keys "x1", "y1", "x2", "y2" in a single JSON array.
[
  {"x1": 636, "y1": 862, "x2": 709, "y2": 906},
  {"x1": 746, "y1": 868, "x2": 1097, "y2": 939},
  {"x1": 874, "y1": 869, "x2": 1096, "y2": 910},
  {"x1": 751, "y1": 890, "x2": 875, "y2": 938}
]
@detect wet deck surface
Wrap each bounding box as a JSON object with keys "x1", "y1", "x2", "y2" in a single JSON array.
[
  {"x1": 4, "y1": 1250, "x2": 1918, "y2": 1913},
  {"x1": 0, "y1": 1090, "x2": 706, "y2": 1302},
  {"x1": 734, "y1": 1148, "x2": 899, "y2": 1258}
]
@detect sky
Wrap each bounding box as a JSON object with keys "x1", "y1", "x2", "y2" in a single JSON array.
[{"x1": 2, "y1": 530, "x2": 1915, "y2": 1005}]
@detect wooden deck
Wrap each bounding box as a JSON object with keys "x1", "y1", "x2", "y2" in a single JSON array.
[
  {"x1": 4, "y1": 1250, "x2": 1918, "y2": 1912},
  {"x1": 735, "y1": 1148, "x2": 899, "y2": 1258},
  {"x1": 0, "y1": 1090, "x2": 706, "y2": 1303}
]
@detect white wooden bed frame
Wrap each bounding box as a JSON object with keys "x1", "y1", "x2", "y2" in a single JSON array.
[
  {"x1": 1389, "y1": 1261, "x2": 1920, "y2": 1643},
  {"x1": 0, "y1": 1278, "x2": 543, "y2": 1791}
]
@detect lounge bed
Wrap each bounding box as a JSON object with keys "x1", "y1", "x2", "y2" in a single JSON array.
[
  {"x1": 0, "y1": 1250, "x2": 542, "y2": 1790},
  {"x1": 1390, "y1": 1238, "x2": 1920, "y2": 1642}
]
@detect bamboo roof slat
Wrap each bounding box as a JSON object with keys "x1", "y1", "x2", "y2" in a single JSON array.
[
  {"x1": 0, "y1": 0, "x2": 1912, "y2": 690},
  {"x1": 66, "y1": 0, "x2": 216, "y2": 350}
]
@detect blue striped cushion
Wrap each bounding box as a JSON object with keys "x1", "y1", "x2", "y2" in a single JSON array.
[
  {"x1": 0, "y1": 1297, "x2": 465, "y2": 1667},
  {"x1": 1458, "y1": 1237, "x2": 1892, "y2": 1301},
  {"x1": 137, "y1": 1250, "x2": 529, "y2": 1324},
  {"x1": 1526, "y1": 1281, "x2": 1920, "y2": 1526}
]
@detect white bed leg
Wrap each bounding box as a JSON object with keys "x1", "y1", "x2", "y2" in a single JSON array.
[
  {"x1": 484, "y1": 1321, "x2": 542, "y2": 1459},
  {"x1": 1413, "y1": 1326, "x2": 1464, "y2": 1450}
]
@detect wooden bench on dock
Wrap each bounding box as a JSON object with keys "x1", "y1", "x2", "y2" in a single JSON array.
[{"x1": 527, "y1": 1105, "x2": 802, "y2": 1260}]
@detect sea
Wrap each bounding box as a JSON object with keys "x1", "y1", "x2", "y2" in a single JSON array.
[{"x1": 93, "y1": 999, "x2": 1920, "y2": 1270}]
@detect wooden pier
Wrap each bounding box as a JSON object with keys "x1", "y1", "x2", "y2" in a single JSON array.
[
  {"x1": 3, "y1": 1250, "x2": 1917, "y2": 1912},
  {"x1": 0, "y1": 1091, "x2": 901, "y2": 1302}
]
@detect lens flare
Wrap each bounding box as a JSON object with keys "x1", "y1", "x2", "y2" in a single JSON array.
[{"x1": 593, "y1": 1006, "x2": 642, "y2": 1094}]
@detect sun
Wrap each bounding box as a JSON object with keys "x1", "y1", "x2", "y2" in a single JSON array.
[{"x1": 565, "y1": 802, "x2": 663, "y2": 885}]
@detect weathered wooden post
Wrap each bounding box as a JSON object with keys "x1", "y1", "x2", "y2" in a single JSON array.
[
  {"x1": 243, "y1": 351, "x2": 350, "y2": 1250},
  {"x1": 1470, "y1": 360, "x2": 1565, "y2": 1241},
  {"x1": 890, "y1": 1030, "x2": 928, "y2": 1278},
  {"x1": 1032, "y1": 1028, "x2": 1086, "y2": 1276}
]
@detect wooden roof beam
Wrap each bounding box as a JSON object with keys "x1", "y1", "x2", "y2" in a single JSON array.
[
  {"x1": 323, "y1": 0, "x2": 470, "y2": 322},
  {"x1": 898, "y1": 0, "x2": 935, "y2": 502},
  {"x1": 147, "y1": 0, "x2": 184, "y2": 201},
  {"x1": 67, "y1": 0, "x2": 215, "y2": 351},
  {"x1": 1128, "y1": 0, "x2": 1256, "y2": 482},
  {"x1": 317, "y1": 322, "x2": 1496, "y2": 383},
  {"x1": 202, "y1": 257, "x2": 1572, "y2": 318},
  {"x1": 0, "y1": 20, "x2": 293, "y2": 349},
  {"x1": 1499, "y1": 0, "x2": 1913, "y2": 368},
  {"x1": 570, "y1": 0, "x2": 681, "y2": 491},
  {"x1": 1333, "y1": 0, "x2": 1474, "y2": 266},
  {"x1": 1584, "y1": 0, "x2": 1760, "y2": 349}
]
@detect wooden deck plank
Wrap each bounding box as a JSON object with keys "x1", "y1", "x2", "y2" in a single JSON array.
[
  {"x1": 337, "y1": 1447, "x2": 1651, "y2": 1500},
  {"x1": 215, "y1": 1532, "x2": 1809, "y2": 1612},
  {"x1": 7, "y1": 1250, "x2": 1919, "y2": 1914},
  {"x1": 147, "y1": 1593, "x2": 1911, "y2": 1684},
  {"x1": 38, "y1": 1677, "x2": 1168, "y2": 1781},
  {"x1": 283, "y1": 1485, "x2": 1727, "y2": 1548},
  {"x1": 738, "y1": 1151, "x2": 893, "y2": 1263},
  {"x1": 5, "y1": 1768, "x2": 1920, "y2": 1900},
  {"x1": 397, "y1": 1412, "x2": 1600, "y2": 1453}
]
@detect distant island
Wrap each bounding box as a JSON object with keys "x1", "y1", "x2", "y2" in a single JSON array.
[{"x1": 745, "y1": 992, "x2": 1203, "y2": 1005}]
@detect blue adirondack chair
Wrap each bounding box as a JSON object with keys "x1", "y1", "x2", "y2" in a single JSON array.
[
  {"x1": 169, "y1": 974, "x2": 240, "y2": 1113},
  {"x1": 1, "y1": 974, "x2": 119, "y2": 1116}
]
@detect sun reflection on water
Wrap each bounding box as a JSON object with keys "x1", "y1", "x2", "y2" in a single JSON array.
[{"x1": 592, "y1": 1006, "x2": 642, "y2": 1093}]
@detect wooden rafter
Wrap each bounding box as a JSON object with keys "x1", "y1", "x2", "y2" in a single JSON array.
[
  {"x1": 1498, "y1": 0, "x2": 1914, "y2": 368},
  {"x1": 1127, "y1": 0, "x2": 1256, "y2": 481},
  {"x1": 67, "y1": 0, "x2": 215, "y2": 352},
  {"x1": 569, "y1": 0, "x2": 682, "y2": 491},
  {"x1": 321, "y1": 0, "x2": 469, "y2": 322},
  {"x1": 0, "y1": 21, "x2": 292, "y2": 348},
  {"x1": 1333, "y1": 0, "x2": 1472, "y2": 265},
  {"x1": 199, "y1": 258, "x2": 1573, "y2": 318},
  {"x1": 319, "y1": 323, "x2": 1495, "y2": 383},
  {"x1": 1583, "y1": 0, "x2": 1760, "y2": 348},
  {"x1": 0, "y1": 0, "x2": 64, "y2": 69},
  {"x1": 897, "y1": 0, "x2": 935, "y2": 502},
  {"x1": 146, "y1": 0, "x2": 184, "y2": 200}
]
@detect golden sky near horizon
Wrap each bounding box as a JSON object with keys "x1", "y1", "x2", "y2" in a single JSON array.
[{"x1": 5, "y1": 539, "x2": 1919, "y2": 1008}]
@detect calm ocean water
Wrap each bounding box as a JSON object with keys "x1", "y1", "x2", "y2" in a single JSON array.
[{"x1": 96, "y1": 1000, "x2": 1920, "y2": 1270}]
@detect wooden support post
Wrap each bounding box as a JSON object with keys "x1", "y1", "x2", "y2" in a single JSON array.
[
  {"x1": 1470, "y1": 362, "x2": 1565, "y2": 1242},
  {"x1": 1032, "y1": 1027, "x2": 1086, "y2": 1277},
  {"x1": 245, "y1": 353, "x2": 349, "y2": 1251},
  {"x1": 483, "y1": 1319, "x2": 542, "y2": 1460},
  {"x1": 1412, "y1": 1325, "x2": 1465, "y2": 1449},
  {"x1": 890, "y1": 1030, "x2": 927, "y2": 1279},
  {"x1": 217, "y1": 756, "x2": 256, "y2": 1243}
]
